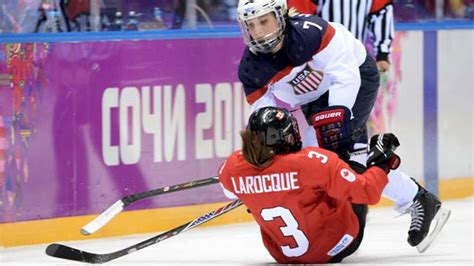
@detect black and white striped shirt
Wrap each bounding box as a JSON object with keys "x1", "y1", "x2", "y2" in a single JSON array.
[{"x1": 289, "y1": 0, "x2": 394, "y2": 61}]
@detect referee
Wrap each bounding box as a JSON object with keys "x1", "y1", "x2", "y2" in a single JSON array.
[{"x1": 288, "y1": 0, "x2": 395, "y2": 72}]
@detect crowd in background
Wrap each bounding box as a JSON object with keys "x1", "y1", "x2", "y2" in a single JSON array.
[
  {"x1": 395, "y1": 0, "x2": 474, "y2": 21},
  {"x1": 0, "y1": 0, "x2": 473, "y2": 34}
]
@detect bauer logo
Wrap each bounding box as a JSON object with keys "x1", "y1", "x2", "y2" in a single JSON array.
[{"x1": 313, "y1": 111, "x2": 342, "y2": 122}]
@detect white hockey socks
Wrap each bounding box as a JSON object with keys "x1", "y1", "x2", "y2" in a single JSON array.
[{"x1": 383, "y1": 169, "x2": 419, "y2": 213}]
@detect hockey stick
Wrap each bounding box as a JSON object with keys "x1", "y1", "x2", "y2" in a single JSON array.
[
  {"x1": 46, "y1": 200, "x2": 243, "y2": 264},
  {"x1": 81, "y1": 176, "x2": 219, "y2": 235}
]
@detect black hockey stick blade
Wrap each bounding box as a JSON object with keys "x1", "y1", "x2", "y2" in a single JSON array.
[
  {"x1": 47, "y1": 200, "x2": 243, "y2": 264},
  {"x1": 46, "y1": 244, "x2": 109, "y2": 264}
]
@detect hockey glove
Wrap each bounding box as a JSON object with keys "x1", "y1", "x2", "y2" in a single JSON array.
[
  {"x1": 311, "y1": 105, "x2": 354, "y2": 160},
  {"x1": 367, "y1": 133, "x2": 401, "y2": 173}
]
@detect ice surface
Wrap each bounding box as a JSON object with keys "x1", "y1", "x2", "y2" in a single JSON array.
[{"x1": 1, "y1": 197, "x2": 473, "y2": 265}]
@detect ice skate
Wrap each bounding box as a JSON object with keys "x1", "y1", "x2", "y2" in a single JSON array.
[{"x1": 406, "y1": 181, "x2": 451, "y2": 253}]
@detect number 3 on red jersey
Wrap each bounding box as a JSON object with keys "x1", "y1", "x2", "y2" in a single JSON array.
[
  {"x1": 261, "y1": 207, "x2": 309, "y2": 257},
  {"x1": 308, "y1": 150, "x2": 328, "y2": 163}
]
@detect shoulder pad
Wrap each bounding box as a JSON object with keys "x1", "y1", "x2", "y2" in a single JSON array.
[{"x1": 284, "y1": 15, "x2": 330, "y2": 65}]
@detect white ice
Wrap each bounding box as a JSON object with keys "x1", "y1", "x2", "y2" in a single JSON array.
[{"x1": 1, "y1": 197, "x2": 473, "y2": 266}]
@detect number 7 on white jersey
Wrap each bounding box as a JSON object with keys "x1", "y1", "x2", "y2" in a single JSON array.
[{"x1": 303, "y1": 21, "x2": 323, "y2": 30}]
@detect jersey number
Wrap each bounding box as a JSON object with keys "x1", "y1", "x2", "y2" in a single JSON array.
[
  {"x1": 303, "y1": 21, "x2": 322, "y2": 30},
  {"x1": 308, "y1": 150, "x2": 328, "y2": 164},
  {"x1": 260, "y1": 207, "x2": 309, "y2": 257}
]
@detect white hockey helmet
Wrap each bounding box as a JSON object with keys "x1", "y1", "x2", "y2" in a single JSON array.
[{"x1": 237, "y1": 0, "x2": 288, "y2": 53}]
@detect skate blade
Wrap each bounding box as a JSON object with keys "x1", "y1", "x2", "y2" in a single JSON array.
[{"x1": 416, "y1": 208, "x2": 451, "y2": 253}]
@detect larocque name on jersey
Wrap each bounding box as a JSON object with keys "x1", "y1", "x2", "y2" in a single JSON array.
[{"x1": 230, "y1": 172, "x2": 300, "y2": 194}]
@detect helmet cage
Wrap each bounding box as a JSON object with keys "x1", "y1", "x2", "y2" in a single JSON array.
[
  {"x1": 238, "y1": 0, "x2": 287, "y2": 53},
  {"x1": 249, "y1": 107, "x2": 302, "y2": 154}
]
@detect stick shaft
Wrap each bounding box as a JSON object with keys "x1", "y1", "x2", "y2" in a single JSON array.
[
  {"x1": 122, "y1": 176, "x2": 220, "y2": 206},
  {"x1": 81, "y1": 176, "x2": 220, "y2": 235},
  {"x1": 47, "y1": 200, "x2": 243, "y2": 264}
]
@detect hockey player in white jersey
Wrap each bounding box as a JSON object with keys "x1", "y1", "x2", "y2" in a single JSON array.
[{"x1": 236, "y1": 0, "x2": 449, "y2": 252}]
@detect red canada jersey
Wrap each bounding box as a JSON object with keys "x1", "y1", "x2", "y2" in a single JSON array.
[{"x1": 218, "y1": 147, "x2": 388, "y2": 263}]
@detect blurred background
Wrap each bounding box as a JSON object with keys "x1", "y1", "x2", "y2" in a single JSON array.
[{"x1": 1, "y1": 0, "x2": 473, "y2": 34}]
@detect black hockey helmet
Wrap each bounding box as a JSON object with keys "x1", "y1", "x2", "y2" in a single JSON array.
[{"x1": 248, "y1": 106, "x2": 302, "y2": 153}]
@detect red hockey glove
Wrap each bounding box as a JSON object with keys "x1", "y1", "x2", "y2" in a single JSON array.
[
  {"x1": 367, "y1": 133, "x2": 401, "y2": 173},
  {"x1": 311, "y1": 106, "x2": 353, "y2": 160}
]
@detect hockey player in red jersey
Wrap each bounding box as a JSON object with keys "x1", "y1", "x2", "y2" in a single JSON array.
[
  {"x1": 219, "y1": 106, "x2": 449, "y2": 263},
  {"x1": 235, "y1": 0, "x2": 450, "y2": 252}
]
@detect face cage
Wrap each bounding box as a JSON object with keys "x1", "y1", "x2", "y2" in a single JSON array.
[
  {"x1": 239, "y1": 9, "x2": 286, "y2": 53},
  {"x1": 288, "y1": 116, "x2": 302, "y2": 152},
  {"x1": 265, "y1": 116, "x2": 302, "y2": 154}
]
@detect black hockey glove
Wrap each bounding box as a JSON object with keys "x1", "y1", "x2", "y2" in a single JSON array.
[
  {"x1": 311, "y1": 105, "x2": 353, "y2": 161},
  {"x1": 367, "y1": 133, "x2": 401, "y2": 173}
]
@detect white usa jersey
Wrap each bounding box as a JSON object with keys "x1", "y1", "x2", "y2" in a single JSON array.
[{"x1": 238, "y1": 14, "x2": 366, "y2": 112}]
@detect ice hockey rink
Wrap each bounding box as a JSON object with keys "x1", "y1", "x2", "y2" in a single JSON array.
[{"x1": 1, "y1": 197, "x2": 472, "y2": 266}]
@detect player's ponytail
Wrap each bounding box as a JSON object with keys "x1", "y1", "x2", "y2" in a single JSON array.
[{"x1": 241, "y1": 130, "x2": 275, "y2": 168}]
